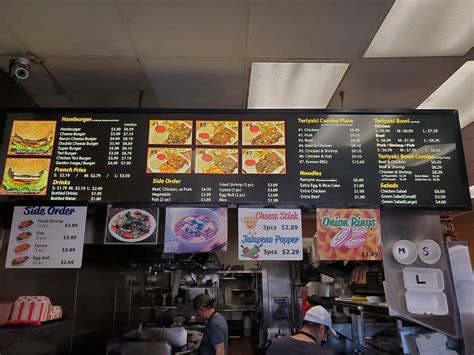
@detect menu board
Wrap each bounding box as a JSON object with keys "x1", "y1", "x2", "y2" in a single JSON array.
[
  {"x1": 238, "y1": 208, "x2": 302, "y2": 261},
  {"x1": 5, "y1": 205, "x2": 86, "y2": 268},
  {"x1": 0, "y1": 110, "x2": 470, "y2": 210},
  {"x1": 317, "y1": 208, "x2": 382, "y2": 261}
]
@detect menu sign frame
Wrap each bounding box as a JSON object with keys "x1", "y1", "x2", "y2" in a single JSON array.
[
  {"x1": 0, "y1": 109, "x2": 470, "y2": 211},
  {"x1": 5, "y1": 205, "x2": 87, "y2": 268}
]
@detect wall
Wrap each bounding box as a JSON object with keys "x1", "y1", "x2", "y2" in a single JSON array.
[
  {"x1": 453, "y1": 211, "x2": 474, "y2": 267},
  {"x1": 0, "y1": 72, "x2": 37, "y2": 107}
]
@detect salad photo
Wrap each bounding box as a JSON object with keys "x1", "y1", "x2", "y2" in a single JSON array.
[
  {"x1": 105, "y1": 207, "x2": 158, "y2": 244},
  {"x1": 195, "y1": 121, "x2": 238, "y2": 145},
  {"x1": 148, "y1": 120, "x2": 193, "y2": 145},
  {"x1": 242, "y1": 121, "x2": 285, "y2": 146},
  {"x1": 195, "y1": 148, "x2": 238, "y2": 174}
]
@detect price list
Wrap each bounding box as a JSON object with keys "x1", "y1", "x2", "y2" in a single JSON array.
[
  {"x1": 50, "y1": 117, "x2": 139, "y2": 202},
  {"x1": 0, "y1": 111, "x2": 469, "y2": 209},
  {"x1": 374, "y1": 117, "x2": 457, "y2": 207},
  {"x1": 5, "y1": 206, "x2": 87, "y2": 269}
]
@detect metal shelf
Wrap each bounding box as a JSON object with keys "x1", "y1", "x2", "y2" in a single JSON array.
[{"x1": 217, "y1": 270, "x2": 262, "y2": 274}]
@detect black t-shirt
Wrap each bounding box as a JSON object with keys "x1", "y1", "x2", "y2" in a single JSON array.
[
  {"x1": 199, "y1": 312, "x2": 229, "y2": 355},
  {"x1": 267, "y1": 336, "x2": 334, "y2": 355}
]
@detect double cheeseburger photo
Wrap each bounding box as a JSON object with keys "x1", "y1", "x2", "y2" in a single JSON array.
[
  {"x1": 8, "y1": 120, "x2": 56, "y2": 155},
  {"x1": 1, "y1": 158, "x2": 51, "y2": 195}
]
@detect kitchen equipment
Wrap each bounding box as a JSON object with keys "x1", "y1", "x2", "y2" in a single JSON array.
[
  {"x1": 306, "y1": 281, "x2": 320, "y2": 296},
  {"x1": 162, "y1": 294, "x2": 169, "y2": 307},
  {"x1": 106, "y1": 340, "x2": 171, "y2": 355},
  {"x1": 319, "y1": 283, "x2": 335, "y2": 297},
  {"x1": 243, "y1": 316, "x2": 252, "y2": 336}
]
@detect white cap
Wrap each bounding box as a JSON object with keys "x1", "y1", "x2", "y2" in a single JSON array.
[{"x1": 304, "y1": 306, "x2": 337, "y2": 337}]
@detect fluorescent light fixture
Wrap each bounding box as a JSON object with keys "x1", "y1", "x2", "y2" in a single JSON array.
[
  {"x1": 248, "y1": 62, "x2": 349, "y2": 108},
  {"x1": 417, "y1": 61, "x2": 474, "y2": 128},
  {"x1": 365, "y1": 0, "x2": 474, "y2": 57},
  {"x1": 470, "y1": 185, "x2": 474, "y2": 198}
]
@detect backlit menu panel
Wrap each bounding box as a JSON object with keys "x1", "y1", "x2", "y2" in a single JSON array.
[{"x1": 0, "y1": 110, "x2": 470, "y2": 210}]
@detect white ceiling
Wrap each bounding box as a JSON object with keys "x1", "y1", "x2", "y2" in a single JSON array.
[{"x1": 0, "y1": 0, "x2": 472, "y2": 110}]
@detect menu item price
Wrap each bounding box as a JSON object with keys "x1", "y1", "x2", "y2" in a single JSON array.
[
  {"x1": 238, "y1": 208, "x2": 302, "y2": 261},
  {"x1": 0, "y1": 111, "x2": 469, "y2": 209},
  {"x1": 282, "y1": 248, "x2": 300, "y2": 255},
  {"x1": 282, "y1": 224, "x2": 299, "y2": 231},
  {"x1": 5, "y1": 206, "x2": 86, "y2": 268},
  {"x1": 317, "y1": 209, "x2": 382, "y2": 261}
]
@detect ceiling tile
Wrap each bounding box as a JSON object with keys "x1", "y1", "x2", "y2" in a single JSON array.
[
  {"x1": 418, "y1": 61, "x2": 474, "y2": 128},
  {"x1": 327, "y1": 58, "x2": 465, "y2": 109},
  {"x1": 117, "y1": 0, "x2": 250, "y2": 58},
  {"x1": 0, "y1": 21, "x2": 27, "y2": 55},
  {"x1": 43, "y1": 57, "x2": 156, "y2": 107},
  {"x1": 251, "y1": 0, "x2": 392, "y2": 59},
  {"x1": 248, "y1": 62, "x2": 349, "y2": 108},
  {"x1": 365, "y1": 0, "x2": 474, "y2": 58},
  {"x1": 141, "y1": 59, "x2": 245, "y2": 108},
  {"x1": 0, "y1": 56, "x2": 70, "y2": 107},
  {"x1": 1, "y1": 0, "x2": 135, "y2": 56}
]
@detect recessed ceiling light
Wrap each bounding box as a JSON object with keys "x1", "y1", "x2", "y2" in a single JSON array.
[
  {"x1": 365, "y1": 0, "x2": 474, "y2": 57},
  {"x1": 248, "y1": 62, "x2": 349, "y2": 109},
  {"x1": 417, "y1": 61, "x2": 473, "y2": 128}
]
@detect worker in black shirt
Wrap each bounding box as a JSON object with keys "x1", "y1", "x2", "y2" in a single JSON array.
[
  {"x1": 267, "y1": 306, "x2": 337, "y2": 355},
  {"x1": 193, "y1": 293, "x2": 229, "y2": 355}
]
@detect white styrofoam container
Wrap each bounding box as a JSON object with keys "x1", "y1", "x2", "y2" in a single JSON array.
[{"x1": 405, "y1": 291, "x2": 448, "y2": 315}]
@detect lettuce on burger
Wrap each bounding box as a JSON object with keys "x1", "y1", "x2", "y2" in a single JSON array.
[
  {"x1": 2, "y1": 158, "x2": 50, "y2": 195},
  {"x1": 10, "y1": 121, "x2": 55, "y2": 154}
]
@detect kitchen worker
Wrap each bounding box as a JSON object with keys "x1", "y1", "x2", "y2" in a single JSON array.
[
  {"x1": 193, "y1": 293, "x2": 229, "y2": 355},
  {"x1": 267, "y1": 306, "x2": 337, "y2": 355}
]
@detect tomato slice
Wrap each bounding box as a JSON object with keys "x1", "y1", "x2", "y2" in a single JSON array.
[
  {"x1": 245, "y1": 159, "x2": 256, "y2": 166},
  {"x1": 249, "y1": 125, "x2": 259, "y2": 133},
  {"x1": 123, "y1": 232, "x2": 134, "y2": 239},
  {"x1": 155, "y1": 125, "x2": 166, "y2": 133},
  {"x1": 156, "y1": 153, "x2": 166, "y2": 160},
  {"x1": 202, "y1": 154, "x2": 213, "y2": 162},
  {"x1": 199, "y1": 132, "x2": 210, "y2": 140}
]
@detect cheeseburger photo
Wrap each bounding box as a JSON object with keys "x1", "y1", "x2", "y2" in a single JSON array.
[
  {"x1": 8, "y1": 120, "x2": 56, "y2": 155},
  {"x1": 1, "y1": 158, "x2": 50, "y2": 195}
]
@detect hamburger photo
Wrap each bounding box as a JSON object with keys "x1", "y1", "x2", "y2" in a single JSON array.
[
  {"x1": 8, "y1": 120, "x2": 56, "y2": 155},
  {"x1": 1, "y1": 158, "x2": 50, "y2": 195}
]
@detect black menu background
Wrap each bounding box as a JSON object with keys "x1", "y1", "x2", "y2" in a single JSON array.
[{"x1": 0, "y1": 109, "x2": 470, "y2": 210}]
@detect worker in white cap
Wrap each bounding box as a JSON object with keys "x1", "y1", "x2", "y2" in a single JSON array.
[{"x1": 267, "y1": 305, "x2": 337, "y2": 355}]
